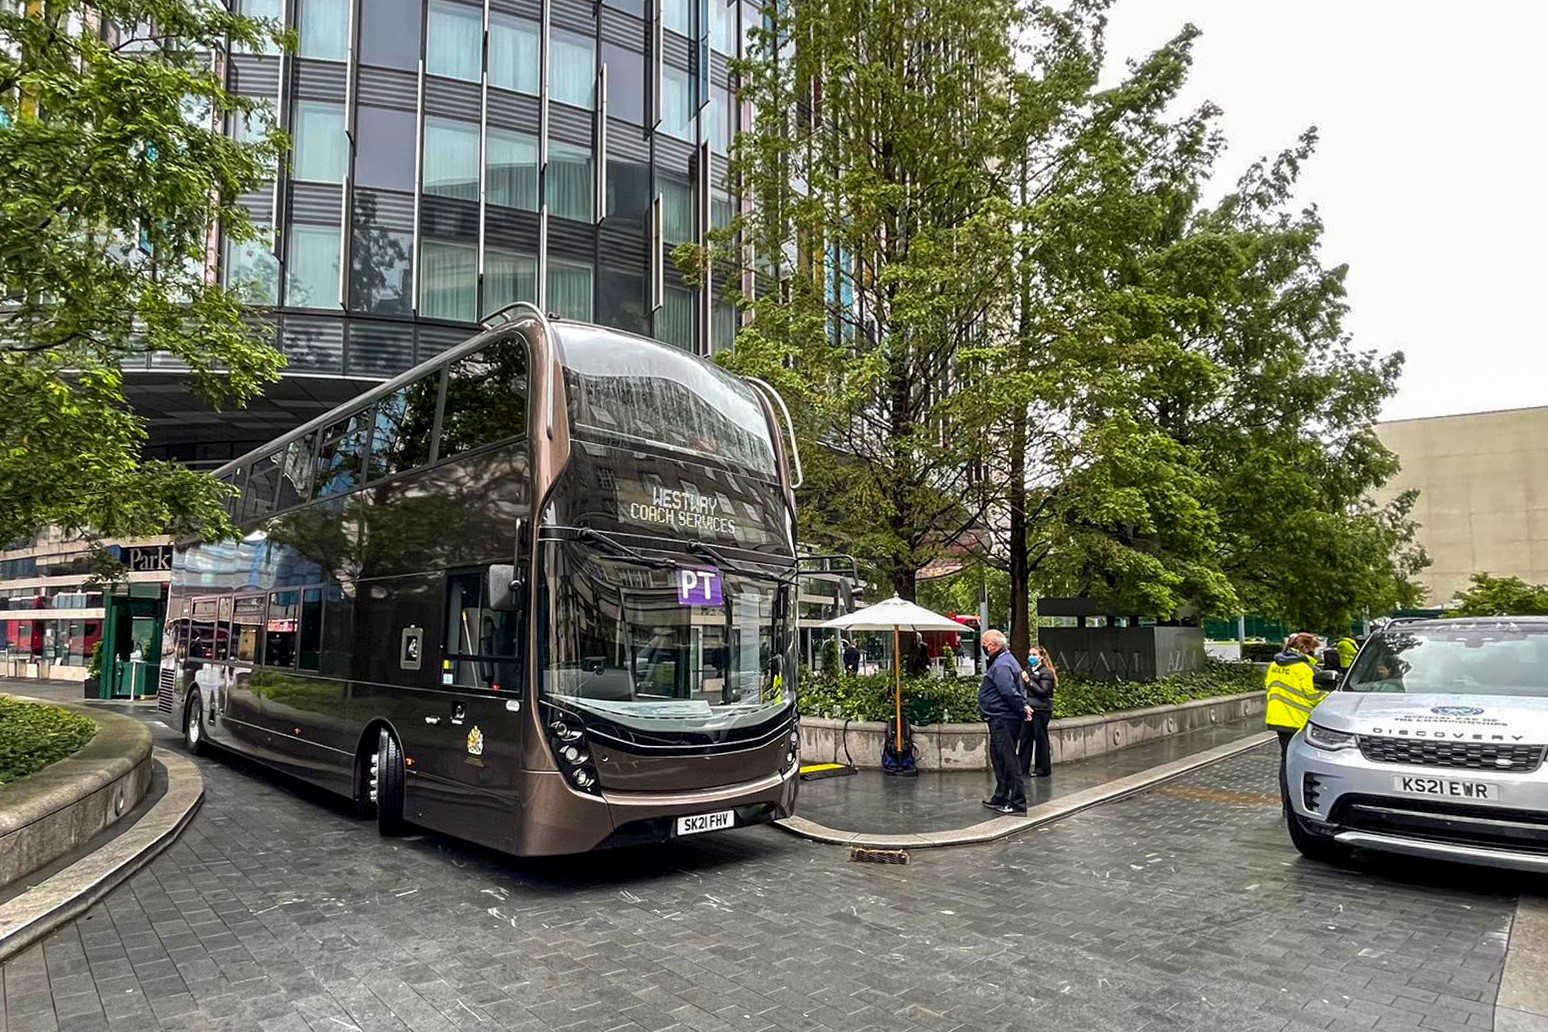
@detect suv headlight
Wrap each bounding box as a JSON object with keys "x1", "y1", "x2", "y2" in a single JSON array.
[{"x1": 1304, "y1": 723, "x2": 1357, "y2": 751}]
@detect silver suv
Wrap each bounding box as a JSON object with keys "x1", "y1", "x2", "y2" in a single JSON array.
[{"x1": 1284, "y1": 617, "x2": 1548, "y2": 872}]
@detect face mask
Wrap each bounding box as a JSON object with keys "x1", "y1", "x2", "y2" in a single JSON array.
[{"x1": 1028, "y1": 655, "x2": 1041, "y2": 667}]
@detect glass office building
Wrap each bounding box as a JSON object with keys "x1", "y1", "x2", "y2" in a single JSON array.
[{"x1": 126, "y1": 0, "x2": 751, "y2": 465}]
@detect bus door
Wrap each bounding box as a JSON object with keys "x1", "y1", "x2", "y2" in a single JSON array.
[{"x1": 400, "y1": 568, "x2": 525, "y2": 839}]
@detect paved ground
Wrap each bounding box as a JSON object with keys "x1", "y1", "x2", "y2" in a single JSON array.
[
  {"x1": 0, "y1": 701, "x2": 1533, "y2": 1032},
  {"x1": 795, "y1": 717, "x2": 1265, "y2": 833}
]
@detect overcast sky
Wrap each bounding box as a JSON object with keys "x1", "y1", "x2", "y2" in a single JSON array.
[{"x1": 1099, "y1": 1, "x2": 1548, "y2": 423}]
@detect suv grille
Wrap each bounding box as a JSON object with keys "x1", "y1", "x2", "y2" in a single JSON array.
[{"x1": 1357, "y1": 735, "x2": 1545, "y2": 773}]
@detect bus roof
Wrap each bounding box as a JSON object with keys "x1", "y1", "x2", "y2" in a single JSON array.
[{"x1": 213, "y1": 306, "x2": 753, "y2": 480}]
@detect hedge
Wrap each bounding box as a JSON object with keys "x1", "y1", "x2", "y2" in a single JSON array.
[
  {"x1": 1241, "y1": 642, "x2": 1283, "y2": 663},
  {"x1": 0, "y1": 695, "x2": 97, "y2": 785},
  {"x1": 798, "y1": 660, "x2": 1263, "y2": 725}
]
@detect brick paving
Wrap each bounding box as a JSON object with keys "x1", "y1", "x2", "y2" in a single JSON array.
[{"x1": 0, "y1": 713, "x2": 1527, "y2": 1032}]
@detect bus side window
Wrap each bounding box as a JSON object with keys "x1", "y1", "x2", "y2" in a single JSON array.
[
  {"x1": 313, "y1": 415, "x2": 369, "y2": 499},
  {"x1": 298, "y1": 588, "x2": 322, "y2": 672},
  {"x1": 266, "y1": 591, "x2": 299, "y2": 668},
  {"x1": 275, "y1": 433, "x2": 316, "y2": 511},
  {"x1": 232, "y1": 596, "x2": 265, "y2": 664},
  {"x1": 438, "y1": 338, "x2": 527, "y2": 460},
  {"x1": 240, "y1": 453, "x2": 282, "y2": 525},
  {"x1": 370, "y1": 373, "x2": 440, "y2": 480}
]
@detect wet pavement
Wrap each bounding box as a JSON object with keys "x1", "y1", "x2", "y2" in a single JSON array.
[
  {"x1": 1, "y1": 706, "x2": 1531, "y2": 1032},
  {"x1": 793, "y1": 717, "x2": 1266, "y2": 834}
]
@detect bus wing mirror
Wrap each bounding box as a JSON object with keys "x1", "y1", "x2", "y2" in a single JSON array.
[{"x1": 485, "y1": 564, "x2": 519, "y2": 612}]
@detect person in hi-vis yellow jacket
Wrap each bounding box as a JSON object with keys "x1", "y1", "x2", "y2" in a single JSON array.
[{"x1": 1265, "y1": 633, "x2": 1326, "y2": 810}]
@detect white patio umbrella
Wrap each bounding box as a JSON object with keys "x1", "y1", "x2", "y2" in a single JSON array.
[{"x1": 820, "y1": 596, "x2": 969, "y2": 754}]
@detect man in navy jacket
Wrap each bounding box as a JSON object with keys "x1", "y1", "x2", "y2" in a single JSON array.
[{"x1": 979, "y1": 629, "x2": 1032, "y2": 813}]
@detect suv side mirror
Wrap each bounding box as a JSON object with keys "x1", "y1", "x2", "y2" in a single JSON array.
[
  {"x1": 1320, "y1": 647, "x2": 1343, "y2": 672},
  {"x1": 1314, "y1": 667, "x2": 1341, "y2": 690},
  {"x1": 485, "y1": 564, "x2": 518, "y2": 612}
]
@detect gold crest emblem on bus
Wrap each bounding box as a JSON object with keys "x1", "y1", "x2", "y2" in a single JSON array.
[{"x1": 466, "y1": 726, "x2": 484, "y2": 757}]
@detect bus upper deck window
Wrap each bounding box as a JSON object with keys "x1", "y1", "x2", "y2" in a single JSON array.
[{"x1": 438, "y1": 338, "x2": 527, "y2": 460}]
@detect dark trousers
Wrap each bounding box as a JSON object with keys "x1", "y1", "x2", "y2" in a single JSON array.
[
  {"x1": 1276, "y1": 729, "x2": 1295, "y2": 813},
  {"x1": 1017, "y1": 709, "x2": 1052, "y2": 776},
  {"x1": 988, "y1": 718, "x2": 1026, "y2": 810}
]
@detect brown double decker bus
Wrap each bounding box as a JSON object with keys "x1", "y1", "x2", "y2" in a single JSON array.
[{"x1": 159, "y1": 305, "x2": 801, "y2": 855}]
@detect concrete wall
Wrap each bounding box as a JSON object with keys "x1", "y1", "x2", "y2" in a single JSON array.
[
  {"x1": 800, "y1": 690, "x2": 1265, "y2": 771},
  {"x1": 0, "y1": 700, "x2": 152, "y2": 889},
  {"x1": 1376, "y1": 406, "x2": 1548, "y2": 605}
]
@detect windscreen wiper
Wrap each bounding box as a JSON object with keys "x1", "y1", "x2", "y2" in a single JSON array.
[
  {"x1": 683, "y1": 541, "x2": 797, "y2": 584},
  {"x1": 569, "y1": 527, "x2": 679, "y2": 570}
]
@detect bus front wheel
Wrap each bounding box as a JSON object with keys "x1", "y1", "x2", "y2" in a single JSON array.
[
  {"x1": 373, "y1": 729, "x2": 408, "y2": 837},
  {"x1": 184, "y1": 693, "x2": 207, "y2": 757}
]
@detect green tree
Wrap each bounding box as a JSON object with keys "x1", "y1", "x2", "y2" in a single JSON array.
[
  {"x1": 0, "y1": 0, "x2": 288, "y2": 545},
  {"x1": 709, "y1": 0, "x2": 1035, "y2": 599},
  {"x1": 1450, "y1": 574, "x2": 1548, "y2": 617},
  {"x1": 991, "y1": 19, "x2": 1421, "y2": 640}
]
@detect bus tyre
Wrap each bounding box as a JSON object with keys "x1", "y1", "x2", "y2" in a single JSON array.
[
  {"x1": 373, "y1": 729, "x2": 408, "y2": 837},
  {"x1": 1288, "y1": 811, "x2": 1352, "y2": 865},
  {"x1": 184, "y1": 693, "x2": 207, "y2": 756}
]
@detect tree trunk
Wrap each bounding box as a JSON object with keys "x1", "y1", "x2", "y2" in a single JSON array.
[
  {"x1": 1007, "y1": 405, "x2": 1030, "y2": 656},
  {"x1": 891, "y1": 560, "x2": 917, "y2": 601},
  {"x1": 1008, "y1": 151, "x2": 1033, "y2": 658}
]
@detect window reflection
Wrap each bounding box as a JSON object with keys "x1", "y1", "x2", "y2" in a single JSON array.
[
  {"x1": 369, "y1": 374, "x2": 440, "y2": 478},
  {"x1": 349, "y1": 195, "x2": 412, "y2": 315},
  {"x1": 440, "y1": 337, "x2": 528, "y2": 457},
  {"x1": 225, "y1": 229, "x2": 279, "y2": 305}
]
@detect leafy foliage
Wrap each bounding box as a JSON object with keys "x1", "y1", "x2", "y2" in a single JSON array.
[
  {"x1": 1449, "y1": 574, "x2": 1548, "y2": 617},
  {"x1": 0, "y1": 0, "x2": 289, "y2": 544},
  {"x1": 798, "y1": 660, "x2": 1262, "y2": 725},
  {"x1": 707, "y1": 0, "x2": 1032, "y2": 598},
  {"x1": 0, "y1": 696, "x2": 96, "y2": 784}
]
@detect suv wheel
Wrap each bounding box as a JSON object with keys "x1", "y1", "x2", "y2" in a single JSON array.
[{"x1": 1287, "y1": 811, "x2": 1352, "y2": 865}]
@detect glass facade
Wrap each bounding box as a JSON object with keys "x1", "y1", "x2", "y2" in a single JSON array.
[{"x1": 209, "y1": 0, "x2": 744, "y2": 388}]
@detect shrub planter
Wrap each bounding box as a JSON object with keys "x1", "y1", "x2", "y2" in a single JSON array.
[
  {"x1": 0, "y1": 698, "x2": 152, "y2": 890},
  {"x1": 799, "y1": 691, "x2": 1266, "y2": 771}
]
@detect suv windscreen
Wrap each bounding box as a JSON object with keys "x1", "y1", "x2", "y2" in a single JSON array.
[{"x1": 1344, "y1": 623, "x2": 1548, "y2": 698}]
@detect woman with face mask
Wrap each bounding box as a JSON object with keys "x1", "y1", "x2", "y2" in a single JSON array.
[{"x1": 1018, "y1": 645, "x2": 1056, "y2": 777}]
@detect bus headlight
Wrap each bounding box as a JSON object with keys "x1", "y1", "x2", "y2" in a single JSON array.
[
  {"x1": 545, "y1": 708, "x2": 601, "y2": 795},
  {"x1": 1304, "y1": 723, "x2": 1357, "y2": 752}
]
